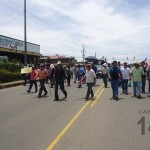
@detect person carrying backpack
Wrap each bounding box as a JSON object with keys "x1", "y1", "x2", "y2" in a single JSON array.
[{"x1": 108, "y1": 61, "x2": 122, "y2": 100}]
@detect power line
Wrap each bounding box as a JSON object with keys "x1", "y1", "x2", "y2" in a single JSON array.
[
  {"x1": 0, "y1": 12, "x2": 23, "y2": 26},
  {"x1": 7, "y1": 0, "x2": 23, "y2": 10}
]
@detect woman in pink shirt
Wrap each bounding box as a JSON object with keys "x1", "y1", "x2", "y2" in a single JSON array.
[{"x1": 27, "y1": 67, "x2": 38, "y2": 93}]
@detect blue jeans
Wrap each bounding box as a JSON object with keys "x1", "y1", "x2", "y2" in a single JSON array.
[
  {"x1": 39, "y1": 79, "x2": 47, "y2": 96},
  {"x1": 28, "y1": 80, "x2": 37, "y2": 92},
  {"x1": 86, "y1": 83, "x2": 94, "y2": 99},
  {"x1": 122, "y1": 79, "x2": 128, "y2": 92},
  {"x1": 133, "y1": 81, "x2": 141, "y2": 96},
  {"x1": 103, "y1": 74, "x2": 108, "y2": 87},
  {"x1": 111, "y1": 79, "x2": 119, "y2": 97}
]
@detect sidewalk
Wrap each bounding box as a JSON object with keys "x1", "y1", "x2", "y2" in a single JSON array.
[{"x1": 0, "y1": 80, "x2": 25, "y2": 89}]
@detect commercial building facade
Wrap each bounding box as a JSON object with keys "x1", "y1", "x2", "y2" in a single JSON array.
[
  {"x1": 39, "y1": 54, "x2": 77, "y2": 65},
  {"x1": 0, "y1": 35, "x2": 40, "y2": 64}
]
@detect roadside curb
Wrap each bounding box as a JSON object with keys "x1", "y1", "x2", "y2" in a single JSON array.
[{"x1": 0, "y1": 81, "x2": 25, "y2": 89}]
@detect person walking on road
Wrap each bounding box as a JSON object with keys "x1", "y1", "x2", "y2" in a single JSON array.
[
  {"x1": 26, "y1": 67, "x2": 38, "y2": 93},
  {"x1": 130, "y1": 62, "x2": 144, "y2": 99},
  {"x1": 77, "y1": 64, "x2": 84, "y2": 88},
  {"x1": 84, "y1": 64, "x2": 96, "y2": 101},
  {"x1": 141, "y1": 61, "x2": 147, "y2": 93},
  {"x1": 102, "y1": 63, "x2": 109, "y2": 88},
  {"x1": 54, "y1": 61, "x2": 67, "y2": 101},
  {"x1": 121, "y1": 62, "x2": 130, "y2": 95},
  {"x1": 147, "y1": 64, "x2": 150, "y2": 96},
  {"x1": 38, "y1": 64, "x2": 48, "y2": 98},
  {"x1": 108, "y1": 61, "x2": 122, "y2": 100},
  {"x1": 66, "y1": 65, "x2": 72, "y2": 86}
]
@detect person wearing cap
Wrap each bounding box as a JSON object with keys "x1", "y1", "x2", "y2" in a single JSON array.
[
  {"x1": 38, "y1": 64, "x2": 48, "y2": 98},
  {"x1": 84, "y1": 64, "x2": 96, "y2": 101},
  {"x1": 54, "y1": 61, "x2": 67, "y2": 101},
  {"x1": 130, "y1": 62, "x2": 144, "y2": 98},
  {"x1": 26, "y1": 66, "x2": 38, "y2": 93},
  {"x1": 102, "y1": 63, "x2": 109, "y2": 88},
  {"x1": 108, "y1": 60, "x2": 122, "y2": 100}
]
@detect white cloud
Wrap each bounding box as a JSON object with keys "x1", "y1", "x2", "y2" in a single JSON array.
[{"x1": 0, "y1": 0, "x2": 150, "y2": 62}]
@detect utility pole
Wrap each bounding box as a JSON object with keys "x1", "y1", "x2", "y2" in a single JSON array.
[
  {"x1": 81, "y1": 45, "x2": 86, "y2": 62},
  {"x1": 24, "y1": 0, "x2": 27, "y2": 65}
]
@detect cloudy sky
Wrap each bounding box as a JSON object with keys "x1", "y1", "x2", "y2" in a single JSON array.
[{"x1": 0, "y1": 0, "x2": 150, "y2": 62}]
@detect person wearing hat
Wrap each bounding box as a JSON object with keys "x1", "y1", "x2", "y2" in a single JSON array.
[
  {"x1": 38, "y1": 64, "x2": 48, "y2": 98},
  {"x1": 54, "y1": 61, "x2": 67, "y2": 100},
  {"x1": 102, "y1": 63, "x2": 109, "y2": 88},
  {"x1": 130, "y1": 62, "x2": 144, "y2": 98}
]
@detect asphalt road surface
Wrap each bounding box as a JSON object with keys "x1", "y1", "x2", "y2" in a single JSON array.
[{"x1": 0, "y1": 79, "x2": 150, "y2": 150}]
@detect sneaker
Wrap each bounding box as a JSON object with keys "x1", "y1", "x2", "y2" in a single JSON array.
[{"x1": 26, "y1": 90, "x2": 30, "y2": 93}]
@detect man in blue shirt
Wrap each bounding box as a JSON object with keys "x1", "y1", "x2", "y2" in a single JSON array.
[
  {"x1": 108, "y1": 61, "x2": 122, "y2": 100},
  {"x1": 77, "y1": 64, "x2": 84, "y2": 88}
]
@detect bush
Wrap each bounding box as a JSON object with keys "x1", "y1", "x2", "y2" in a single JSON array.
[
  {"x1": 0, "y1": 61, "x2": 20, "y2": 72},
  {"x1": 0, "y1": 69, "x2": 21, "y2": 83}
]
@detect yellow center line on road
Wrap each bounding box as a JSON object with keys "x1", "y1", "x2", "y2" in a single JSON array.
[
  {"x1": 47, "y1": 101, "x2": 91, "y2": 150},
  {"x1": 93, "y1": 84, "x2": 104, "y2": 97},
  {"x1": 90, "y1": 88, "x2": 105, "y2": 108},
  {"x1": 46, "y1": 85, "x2": 103, "y2": 150}
]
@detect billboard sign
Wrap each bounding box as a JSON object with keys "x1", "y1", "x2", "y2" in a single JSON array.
[{"x1": 0, "y1": 35, "x2": 40, "y2": 54}]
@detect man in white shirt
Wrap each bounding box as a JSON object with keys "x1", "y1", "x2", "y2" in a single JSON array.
[
  {"x1": 102, "y1": 63, "x2": 109, "y2": 88},
  {"x1": 121, "y1": 62, "x2": 130, "y2": 94},
  {"x1": 84, "y1": 64, "x2": 96, "y2": 101}
]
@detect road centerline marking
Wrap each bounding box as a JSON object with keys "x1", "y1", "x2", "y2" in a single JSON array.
[
  {"x1": 91, "y1": 88, "x2": 105, "y2": 107},
  {"x1": 46, "y1": 101, "x2": 91, "y2": 150},
  {"x1": 46, "y1": 85, "x2": 103, "y2": 150}
]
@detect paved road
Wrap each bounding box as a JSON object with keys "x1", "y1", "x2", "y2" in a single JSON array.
[{"x1": 0, "y1": 79, "x2": 150, "y2": 150}]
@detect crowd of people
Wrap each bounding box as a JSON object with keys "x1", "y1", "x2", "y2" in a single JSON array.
[
  {"x1": 24, "y1": 60, "x2": 150, "y2": 101},
  {"x1": 102, "y1": 60, "x2": 150, "y2": 100}
]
